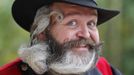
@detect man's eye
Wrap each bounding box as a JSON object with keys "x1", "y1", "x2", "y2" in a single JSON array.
[
  {"x1": 87, "y1": 21, "x2": 96, "y2": 28},
  {"x1": 66, "y1": 20, "x2": 77, "y2": 26}
]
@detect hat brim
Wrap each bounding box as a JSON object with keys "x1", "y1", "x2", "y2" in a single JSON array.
[{"x1": 12, "y1": 0, "x2": 120, "y2": 32}]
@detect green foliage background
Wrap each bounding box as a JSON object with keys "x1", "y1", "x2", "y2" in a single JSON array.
[{"x1": 0, "y1": 0, "x2": 134, "y2": 75}]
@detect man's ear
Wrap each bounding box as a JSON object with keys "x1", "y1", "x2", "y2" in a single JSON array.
[{"x1": 37, "y1": 32, "x2": 47, "y2": 41}]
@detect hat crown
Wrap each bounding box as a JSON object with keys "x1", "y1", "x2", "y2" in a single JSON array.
[
  {"x1": 12, "y1": 0, "x2": 119, "y2": 32},
  {"x1": 89, "y1": 0, "x2": 97, "y2": 5}
]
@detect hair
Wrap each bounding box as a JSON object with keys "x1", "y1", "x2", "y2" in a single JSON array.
[
  {"x1": 30, "y1": 5, "x2": 64, "y2": 46},
  {"x1": 18, "y1": 5, "x2": 64, "y2": 74}
]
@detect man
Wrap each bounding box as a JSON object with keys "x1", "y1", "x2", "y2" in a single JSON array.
[{"x1": 0, "y1": 0, "x2": 122, "y2": 75}]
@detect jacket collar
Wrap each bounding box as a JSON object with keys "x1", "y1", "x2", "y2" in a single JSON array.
[{"x1": 85, "y1": 67, "x2": 102, "y2": 75}]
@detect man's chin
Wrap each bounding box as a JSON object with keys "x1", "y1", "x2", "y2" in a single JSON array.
[
  {"x1": 49, "y1": 66, "x2": 89, "y2": 74},
  {"x1": 49, "y1": 65, "x2": 93, "y2": 74},
  {"x1": 48, "y1": 50, "x2": 97, "y2": 74}
]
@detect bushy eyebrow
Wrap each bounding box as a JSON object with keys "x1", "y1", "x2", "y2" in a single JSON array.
[{"x1": 64, "y1": 11, "x2": 97, "y2": 18}]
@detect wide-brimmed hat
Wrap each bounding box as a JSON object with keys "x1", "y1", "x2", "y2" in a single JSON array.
[{"x1": 12, "y1": 0, "x2": 120, "y2": 32}]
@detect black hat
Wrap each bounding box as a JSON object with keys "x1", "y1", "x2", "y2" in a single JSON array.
[{"x1": 12, "y1": 0, "x2": 120, "y2": 32}]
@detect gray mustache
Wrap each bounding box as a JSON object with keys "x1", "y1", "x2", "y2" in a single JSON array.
[{"x1": 62, "y1": 39, "x2": 103, "y2": 50}]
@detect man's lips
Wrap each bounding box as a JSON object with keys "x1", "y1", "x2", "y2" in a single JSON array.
[{"x1": 72, "y1": 44, "x2": 89, "y2": 52}]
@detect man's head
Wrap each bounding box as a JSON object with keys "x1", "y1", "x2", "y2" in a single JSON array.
[
  {"x1": 12, "y1": 0, "x2": 119, "y2": 74},
  {"x1": 28, "y1": 2, "x2": 103, "y2": 74}
]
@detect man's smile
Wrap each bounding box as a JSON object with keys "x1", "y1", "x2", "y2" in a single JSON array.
[{"x1": 72, "y1": 44, "x2": 89, "y2": 52}]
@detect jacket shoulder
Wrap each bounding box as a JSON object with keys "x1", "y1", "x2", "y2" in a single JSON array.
[
  {"x1": 96, "y1": 57, "x2": 113, "y2": 75},
  {"x1": 0, "y1": 58, "x2": 22, "y2": 75}
]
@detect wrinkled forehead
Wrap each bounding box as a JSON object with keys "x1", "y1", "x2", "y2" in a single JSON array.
[{"x1": 50, "y1": 2, "x2": 98, "y2": 17}]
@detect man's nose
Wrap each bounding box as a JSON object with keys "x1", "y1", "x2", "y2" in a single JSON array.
[{"x1": 76, "y1": 26, "x2": 90, "y2": 39}]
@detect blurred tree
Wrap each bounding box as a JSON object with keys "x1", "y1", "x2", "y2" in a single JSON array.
[
  {"x1": 98, "y1": 0, "x2": 134, "y2": 75},
  {"x1": 0, "y1": 0, "x2": 29, "y2": 66},
  {"x1": 98, "y1": 0, "x2": 123, "y2": 69},
  {"x1": 121, "y1": 0, "x2": 134, "y2": 75}
]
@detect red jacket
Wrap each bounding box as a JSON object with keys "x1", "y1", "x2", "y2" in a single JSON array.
[{"x1": 0, "y1": 57, "x2": 113, "y2": 75}]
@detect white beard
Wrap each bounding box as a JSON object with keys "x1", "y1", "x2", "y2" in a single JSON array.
[
  {"x1": 18, "y1": 43, "x2": 99, "y2": 75},
  {"x1": 49, "y1": 49, "x2": 97, "y2": 74},
  {"x1": 18, "y1": 43, "x2": 49, "y2": 74}
]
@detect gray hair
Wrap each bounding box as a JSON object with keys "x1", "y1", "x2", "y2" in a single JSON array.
[
  {"x1": 30, "y1": 5, "x2": 64, "y2": 45},
  {"x1": 18, "y1": 6, "x2": 64, "y2": 74}
]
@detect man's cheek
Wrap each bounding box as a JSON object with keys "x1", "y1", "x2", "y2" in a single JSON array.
[
  {"x1": 95, "y1": 32, "x2": 100, "y2": 44},
  {"x1": 90, "y1": 31, "x2": 100, "y2": 44}
]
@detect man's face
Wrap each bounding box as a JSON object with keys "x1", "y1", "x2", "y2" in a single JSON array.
[
  {"x1": 50, "y1": 2, "x2": 99, "y2": 52},
  {"x1": 46, "y1": 2, "x2": 101, "y2": 74}
]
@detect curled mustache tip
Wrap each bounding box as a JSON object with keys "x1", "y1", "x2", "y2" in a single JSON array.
[{"x1": 96, "y1": 41, "x2": 104, "y2": 47}]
